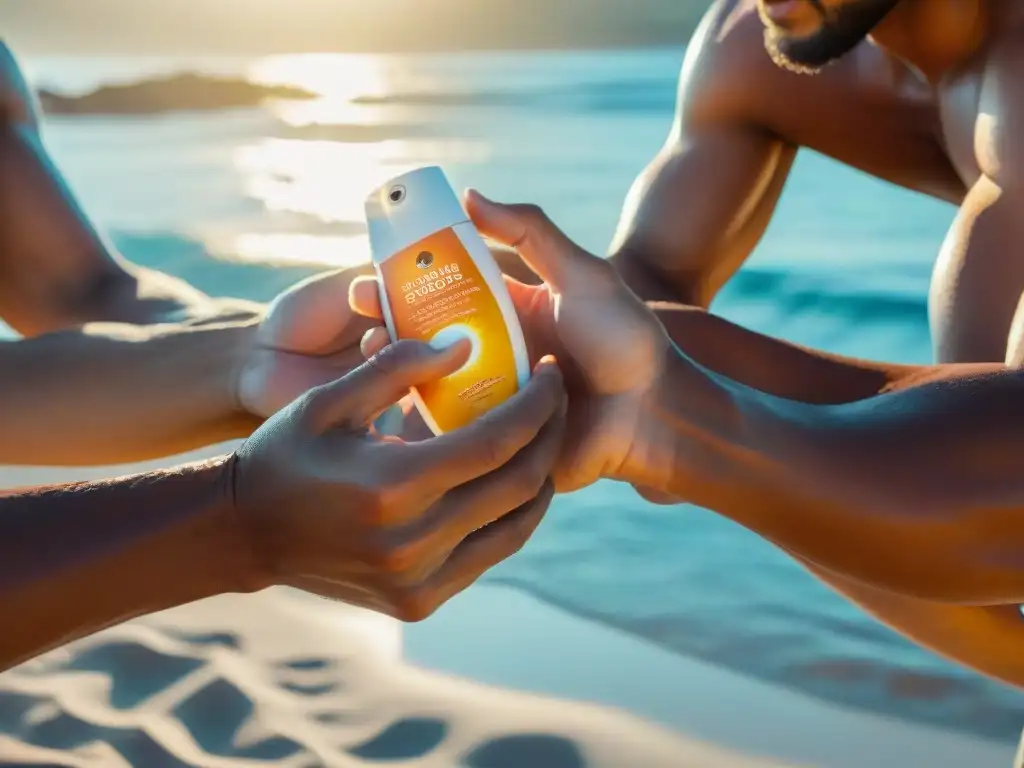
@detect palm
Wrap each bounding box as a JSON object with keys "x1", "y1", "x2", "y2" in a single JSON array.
[
  {"x1": 239, "y1": 271, "x2": 376, "y2": 417},
  {"x1": 347, "y1": 192, "x2": 672, "y2": 490},
  {"x1": 488, "y1": 206, "x2": 668, "y2": 492},
  {"x1": 509, "y1": 270, "x2": 660, "y2": 394}
]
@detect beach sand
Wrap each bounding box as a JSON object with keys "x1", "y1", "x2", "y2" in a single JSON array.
[{"x1": 0, "y1": 447, "x2": 1017, "y2": 768}]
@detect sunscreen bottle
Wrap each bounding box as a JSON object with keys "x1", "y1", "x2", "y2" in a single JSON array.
[{"x1": 365, "y1": 166, "x2": 531, "y2": 435}]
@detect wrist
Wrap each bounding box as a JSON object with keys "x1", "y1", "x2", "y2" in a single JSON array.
[
  {"x1": 174, "y1": 454, "x2": 269, "y2": 597},
  {"x1": 622, "y1": 346, "x2": 760, "y2": 508},
  {"x1": 179, "y1": 305, "x2": 266, "y2": 422},
  {"x1": 215, "y1": 452, "x2": 274, "y2": 594},
  {"x1": 0, "y1": 455, "x2": 262, "y2": 667}
]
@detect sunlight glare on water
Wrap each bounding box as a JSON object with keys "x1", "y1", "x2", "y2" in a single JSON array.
[
  {"x1": 225, "y1": 53, "x2": 489, "y2": 267},
  {"x1": 248, "y1": 53, "x2": 393, "y2": 128}
]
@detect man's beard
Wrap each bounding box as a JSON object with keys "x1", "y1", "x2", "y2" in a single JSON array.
[
  {"x1": 758, "y1": 0, "x2": 901, "y2": 75},
  {"x1": 763, "y1": 27, "x2": 834, "y2": 75}
]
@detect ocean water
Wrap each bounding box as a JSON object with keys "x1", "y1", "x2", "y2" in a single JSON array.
[{"x1": 22, "y1": 48, "x2": 1024, "y2": 741}]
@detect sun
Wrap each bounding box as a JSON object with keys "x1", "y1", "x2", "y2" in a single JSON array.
[
  {"x1": 429, "y1": 322, "x2": 484, "y2": 375},
  {"x1": 246, "y1": 53, "x2": 390, "y2": 103}
]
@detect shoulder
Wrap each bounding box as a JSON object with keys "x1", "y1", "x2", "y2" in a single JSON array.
[
  {"x1": 0, "y1": 40, "x2": 38, "y2": 127},
  {"x1": 977, "y1": 27, "x2": 1024, "y2": 187},
  {"x1": 675, "y1": 0, "x2": 773, "y2": 126},
  {"x1": 674, "y1": 0, "x2": 859, "y2": 133}
]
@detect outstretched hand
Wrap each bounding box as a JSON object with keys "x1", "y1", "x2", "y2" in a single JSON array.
[
  {"x1": 235, "y1": 269, "x2": 378, "y2": 419},
  {"x1": 233, "y1": 338, "x2": 566, "y2": 621},
  {"x1": 351, "y1": 191, "x2": 672, "y2": 493}
]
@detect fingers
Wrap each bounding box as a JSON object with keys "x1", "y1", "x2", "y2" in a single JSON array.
[
  {"x1": 415, "y1": 401, "x2": 566, "y2": 555},
  {"x1": 406, "y1": 356, "x2": 566, "y2": 489},
  {"x1": 349, "y1": 276, "x2": 384, "y2": 320},
  {"x1": 264, "y1": 268, "x2": 374, "y2": 351},
  {"x1": 360, "y1": 326, "x2": 391, "y2": 359},
  {"x1": 305, "y1": 338, "x2": 471, "y2": 428},
  {"x1": 390, "y1": 483, "x2": 555, "y2": 622},
  {"x1": 464, "y1": 189, "x2": 580, "y2": 292},
  {"x1": 633, "y1": 485, "x2": 682, "y2": 505}
]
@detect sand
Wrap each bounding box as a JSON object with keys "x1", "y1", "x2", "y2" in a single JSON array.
[{"x1": 0, "y1": 448, "x2": 1017, "y2": 768}]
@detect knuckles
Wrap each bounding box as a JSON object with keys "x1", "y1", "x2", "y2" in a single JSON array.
[
  {"x1": 478, "y1": 433, "x2": 524, "y2": 469},
  {"x1": 389, "y1": 587, "x2": 438, "y2": 623},
  {"x1": 354, "y1": 462, "x2": 412, "y2": 526},
  {"x1": 366, "y1": 339, "x2": 424, "y2": 375},
  {"x1": 514, "y1": 203, "x2": 547, "y2": 225},
  {"x1": 363, "y1": 532, "x2": 422, "y2": 577}
]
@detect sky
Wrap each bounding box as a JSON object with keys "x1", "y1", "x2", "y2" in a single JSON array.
[{"x1": 1, "y1": 0, "x2": 710, "y2": 54}]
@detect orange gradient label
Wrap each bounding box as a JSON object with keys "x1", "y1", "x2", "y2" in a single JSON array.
[{"x1": 379, "y1": 227, "x2": 518, "y2": 432}]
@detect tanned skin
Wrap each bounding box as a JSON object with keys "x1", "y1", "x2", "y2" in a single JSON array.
[
  {"x1": 517, "y1": 0, "x2": 1024, "y2": 691},
  {"x1": 0, "y1": 42, "x2": 565, "y2": 669}
]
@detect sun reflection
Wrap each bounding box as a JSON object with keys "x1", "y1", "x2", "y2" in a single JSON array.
[
  {"x1": 230, "y1": 53, "x2": 489, "y2": 268},
  {"x1": 235, "y1": 137, "x2": 489, "y2": 226},
  {"x1": 230, "y1": 233, "x2": 372, "y2": 269},
  {"x1": 234, "y1": 138, "x2": 420, "y2": 223},
  {"x1": 248, "y1": 53, "x2": 392, "y2": 102}
]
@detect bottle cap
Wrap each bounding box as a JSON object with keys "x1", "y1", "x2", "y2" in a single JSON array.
[{"x1": 365, "y1": 166, "x2": 470, "y2": 263}]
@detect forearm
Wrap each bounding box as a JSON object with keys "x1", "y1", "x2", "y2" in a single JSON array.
[
  {"x1": 650, "y1": 302, "x2": 910, "y2": 403},
  {"x1": 0, "y1": 314, "x2": 262, "y2": 466},
  {"x1": 796, "y1": 554, "x2": 1024, "y2": 689},
  {"x1": 609, "y1": 248, "x2": 697, "y2": 304},
  {"x1": 0, "y1": 458, "x2": 257, "y2": 669},
  {"x1": 643, "y1": 350, "x2": 1024, "y2": 603},
  {"x1": 0, "y1": 54, "x2": 216, "y2": 334},
  {"x1": 643, "y1": 301, "x2": 1024, "y2": 682}
]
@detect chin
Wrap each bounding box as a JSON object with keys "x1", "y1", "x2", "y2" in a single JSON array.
[{"x1": 763, "y1": 29, "x2": 834, "y2": 75}]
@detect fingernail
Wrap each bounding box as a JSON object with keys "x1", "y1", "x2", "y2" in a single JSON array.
[
  {"x1": 431, "y1": 336, "x2": 472, "y2": 355},
  {"x1": 534, "y1": 354, "x2": 561, "y2": 377}
]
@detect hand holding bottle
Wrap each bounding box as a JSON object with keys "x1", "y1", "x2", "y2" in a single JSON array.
[
  {"x1": 231, "y1": 338, "x2": 566, "y2": 621},
  {"x1": 352, "y1": 190, "x2": 674, "y2": 494}
]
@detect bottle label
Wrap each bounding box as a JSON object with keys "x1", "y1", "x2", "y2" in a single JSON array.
[{"x1": 379, "y1": 226, "x2": 519, "y2": 433}]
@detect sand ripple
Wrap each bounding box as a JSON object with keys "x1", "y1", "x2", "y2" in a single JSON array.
[{"x1": 0, "y1": 590, "x2": 783, "y2": 767}]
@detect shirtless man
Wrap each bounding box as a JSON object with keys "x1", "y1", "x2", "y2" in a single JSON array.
[
  {"x1": 348, "y1": 0, "x2": 1024, "y2": 728},
  {"x1": 603, "y1": 0, "x2": 1024, "y2": 720},
  {"x1": 610, "y1": 0, "x2": 1018, "y2": 367}
]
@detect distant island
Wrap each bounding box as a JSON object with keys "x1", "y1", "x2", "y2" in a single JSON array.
[{"x1": 37, "y1": 73, "x2": 318, "y2": 116}]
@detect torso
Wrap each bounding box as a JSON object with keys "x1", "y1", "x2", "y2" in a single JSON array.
[
  {"x1": 758, "y1": 42, "x2": 968, "y2": 203},
  {"x1": 713, "y1": 0, "x2": 1024, "y2": 363}
]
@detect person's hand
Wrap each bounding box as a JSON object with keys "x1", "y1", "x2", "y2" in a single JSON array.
[
  {"x1": 234, "y1": 269, "x2": 379, "y2": 418},
  {"x1": 229, "y1": 337, "x2": 567, "y2": 621},
  {"x1": 350, "y1": 191, "x2": 673, "y2": 494}
]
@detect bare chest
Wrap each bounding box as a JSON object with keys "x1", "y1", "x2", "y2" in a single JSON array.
[{"x1": 759, "y1": 46, "x2": 1001, "y2": 203}]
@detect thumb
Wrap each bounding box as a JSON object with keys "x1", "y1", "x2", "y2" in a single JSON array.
[
  {"x1": 465, "y1": 189, "x2": 580, "y2": 292},
  {"x1": 262, "y1": 269, "x2": 362, "y2": 351},
  {"x1": 348, "y1": 275, "x2": 384, "y2": 320},
  {"x1": 307, "y1": 338, "x2": 471, "y2": 428}
]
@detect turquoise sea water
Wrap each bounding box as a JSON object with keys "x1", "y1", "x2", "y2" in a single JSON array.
[{"x1": 21, "y1": 48, "x2": 1024, "y2": 742}]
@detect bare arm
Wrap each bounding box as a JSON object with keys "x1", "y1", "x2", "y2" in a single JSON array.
[
  {"x1": 648, "y1": 327, "x2": 1024, "y2": 606},
  {"x1": 607, "y1": 3, "x2": 795, "y2": 307},
  {"x1": 647, "y1": 305, "x2": 1024, "y2": 689},
  {"x1": 0, "y1": 40, "x2": 232, "y2": 334},
  {"x1": 0, "y1": 315, "x2": 261, "y2": 465},
  {"x1": 645, "y1": 309, "x2": 1024, "y2": 689},
  {"x1": 0, "y1": 458, "x2": 252, "y2": 669},
  {"x1": 473, "y1": 192, "x2": 1024, "y2": 692},
  {"x1": 631, "y1": 39, "x2": 1024, "y2": 605},
  {"x1": 795, "y1": 558, "x2": 1024, "y2": 689},
  {"x1": 615, "y1": 53, "x2": 1024, "y2": 686}
]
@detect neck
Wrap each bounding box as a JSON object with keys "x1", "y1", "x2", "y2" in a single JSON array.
[{"x1": 868, "y1": 0, "x2": 992, "y2": 83}]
